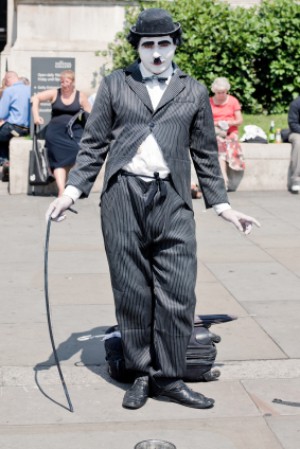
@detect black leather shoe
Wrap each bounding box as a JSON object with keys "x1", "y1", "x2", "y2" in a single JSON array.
[
  {"x1": 151, "y1": 380, "x2": 214, "y2": 409},
  {"x1": 122, "y1": 376, "x2": 149, "y2": 410}
]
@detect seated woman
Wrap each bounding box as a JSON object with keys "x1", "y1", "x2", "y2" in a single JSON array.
[
  {"x1": 31, "y1": 70, "x2": 91, "y2": 196},
  {"x1": 209, "y1": 77, "x2": 245, "y2": 190}
]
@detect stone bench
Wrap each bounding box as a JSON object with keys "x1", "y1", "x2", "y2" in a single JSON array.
[
  {"x1": 9, "y1": 137, "x2": 104, "y2": 195},
  {"x1": 8, "y1": 137, "x2": 291, "y2": 195},
  {"x1": 228, "y1": 142, "x2": 291, "y2": 191},
  {"x1": 190, "y1": 142, "x2": 291, "y2": 191}
]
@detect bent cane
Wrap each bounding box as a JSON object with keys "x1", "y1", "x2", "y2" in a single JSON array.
[{"x1": 44, "y1": 208, "x2": 78, "y2": 412}]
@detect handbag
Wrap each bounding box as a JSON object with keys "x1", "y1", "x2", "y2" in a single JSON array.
[
  {"x1": 104, "y1": 314, "x2": 237, "y2": 383},
  {"x1": 29, "y1": 125, "x2": 55, "y2": 186},
  {"x1": 66, "y1": 108, "x2": 89, "y2": 139}
]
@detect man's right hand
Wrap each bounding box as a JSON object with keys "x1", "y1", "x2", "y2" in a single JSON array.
[{"x1": 46, "y1": 195, "x2": 74, "y2": 222}]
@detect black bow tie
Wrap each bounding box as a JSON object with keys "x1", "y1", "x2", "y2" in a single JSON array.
[{"x1": 142, "y1": 75, "x2": 168, "y2": 84}]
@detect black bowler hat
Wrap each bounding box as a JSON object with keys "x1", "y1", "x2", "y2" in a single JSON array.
[{"x1": 130, "y1": 8, "x2": 181, "y2": 36}]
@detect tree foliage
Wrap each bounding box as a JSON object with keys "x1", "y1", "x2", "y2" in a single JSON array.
[
  {"x1": 254, "y1": 0, "x2": 300, "y2": 112},
  {"x1": 103, "y1": 0, "x2": 300, "y2": 113}
]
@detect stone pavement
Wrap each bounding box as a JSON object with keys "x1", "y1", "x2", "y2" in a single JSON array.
[{"x1": 0, "y1": 181, "x2": 300, "y2": 449}]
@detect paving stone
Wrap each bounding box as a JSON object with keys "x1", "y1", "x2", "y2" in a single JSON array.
[
  {"x1": 242, "y1": 300, "x2": 300, "y2": 358},
  {"x1": 1, "y1": 191, "x2": 299, "y2": 449},
  {"x1": 266, "y1": 416, "x2": 300, "y2": 449},
  {"x1": 206, "y1": 261, "x2": 300, "y2": 302},
  {"x1": 242, "y1": 378, "x2": 300, "y2": 417}
]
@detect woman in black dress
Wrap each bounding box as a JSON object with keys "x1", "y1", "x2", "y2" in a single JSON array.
[{"x1": 31, "y1": 70, "x2": 91, "y2": 196}]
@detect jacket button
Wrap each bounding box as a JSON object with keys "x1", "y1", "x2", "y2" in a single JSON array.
[{"x1": 149, "y1": 122, "x2": 155, "y2": 128}]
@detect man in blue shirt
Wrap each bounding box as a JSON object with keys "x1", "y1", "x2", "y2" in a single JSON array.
[{"x1": 0, "y1": 71, "x2": 31, "y2": 165}]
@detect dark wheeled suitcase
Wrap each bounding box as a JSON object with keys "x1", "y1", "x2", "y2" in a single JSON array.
[
  {"x1": 184, "y1": 325, "x2": 219, "y2": 382},
  {"x1": 104, "y1": 314, "x2": 236, "y2": 383}
]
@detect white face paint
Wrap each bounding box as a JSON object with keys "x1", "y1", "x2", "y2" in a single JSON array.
[{"x1": 138, "y1": 36, "x2": 176, "y2": 74}]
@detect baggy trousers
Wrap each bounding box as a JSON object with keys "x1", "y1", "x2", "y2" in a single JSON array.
[
  {"x1": 101, "y1": 173, "x2": 197, "y2": 380},
  {"x1": 288, "y1": 133, "x2": 300, "y2": 185}
]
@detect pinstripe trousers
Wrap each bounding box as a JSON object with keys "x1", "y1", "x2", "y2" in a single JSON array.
[{"x1": 101, "y1": 173, "x2": 197, "y2": 380}]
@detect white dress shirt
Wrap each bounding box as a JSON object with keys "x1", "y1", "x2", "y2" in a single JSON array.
[{"x1": 122, "y1": 62, "x2": 172, "y2": 179}]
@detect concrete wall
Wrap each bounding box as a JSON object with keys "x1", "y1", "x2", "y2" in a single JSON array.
[
  {"x1": 1, "y1": 0, "x2": 126, "y2": 95},
  {"x1": 1, "y1": 0, "x2": 262, "y2": 95},
  {"x1": 228, "y1": 143, "x2": 291, "y2": 191},
  {"x1": 9, "y1": 138, "x2": 291, "y2": 195}
]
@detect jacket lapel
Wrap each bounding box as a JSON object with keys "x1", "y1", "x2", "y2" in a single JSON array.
[
  {"x1": 125, "y1": 61, "x2": 154, "y2": 112},
  {"x1": 155, "y1": 67, "x2": 187, "y2": 112}
]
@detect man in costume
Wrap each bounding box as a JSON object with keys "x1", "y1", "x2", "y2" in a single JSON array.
[{"x1": 46, "y1": 8, "x2": 260, "y2": 410}]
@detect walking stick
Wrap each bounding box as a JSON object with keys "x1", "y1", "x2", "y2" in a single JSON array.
[{"x1": 44, "y1": 209, "x2": 78, "y2": 413}]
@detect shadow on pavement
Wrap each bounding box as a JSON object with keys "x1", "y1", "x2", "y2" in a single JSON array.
[{"x1": 33, "y1": 325, "x2": 127, "y2": 410}]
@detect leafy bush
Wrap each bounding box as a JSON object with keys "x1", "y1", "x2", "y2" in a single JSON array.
[
  {"x1": 103, "y1": 0, "x2": 300, "y2": 114},
  {"x1": 254, "y1": 0, "x2": 300, "y2": 113}
]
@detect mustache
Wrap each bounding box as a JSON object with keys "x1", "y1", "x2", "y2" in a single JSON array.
[{"x1": 153, "y1": 57, "x2": 163, "y2": 64}]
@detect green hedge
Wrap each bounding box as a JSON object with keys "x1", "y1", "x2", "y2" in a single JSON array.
[{"x1": 102, "y1": 0, "x2": 300, "y2": 114}]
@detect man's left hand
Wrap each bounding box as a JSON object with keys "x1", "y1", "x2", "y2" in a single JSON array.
[{"x1": 220, "y1": 209, "x2": 261, "y2": 235}]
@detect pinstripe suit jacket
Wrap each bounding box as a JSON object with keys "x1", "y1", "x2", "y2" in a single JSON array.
[{"x1": 68, "y1": 61, "x2": 228, "y2": 210}]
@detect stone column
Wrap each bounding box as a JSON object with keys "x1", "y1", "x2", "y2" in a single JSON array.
[{"x1": 1, "y1": 0, "x2": 127, "y2": 94}]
